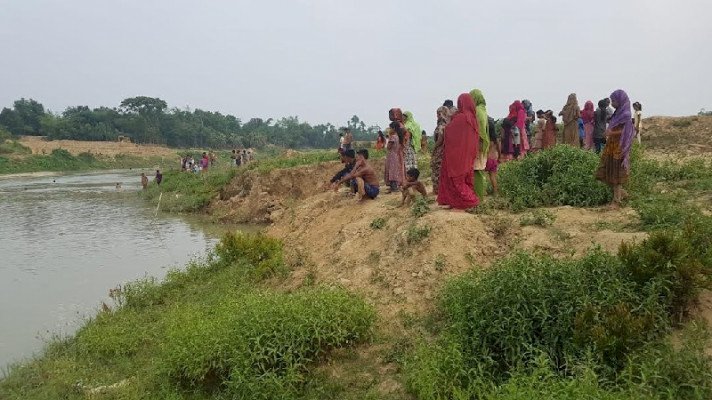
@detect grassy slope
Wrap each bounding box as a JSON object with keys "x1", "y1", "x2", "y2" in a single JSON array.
[{"x1": 2, "y1": 140, "x2": 712, "y2": 399}]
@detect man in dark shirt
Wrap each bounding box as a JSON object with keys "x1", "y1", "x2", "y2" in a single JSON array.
[{"x1": 329, "y1": 149, "x2": 356, "y2": 190}]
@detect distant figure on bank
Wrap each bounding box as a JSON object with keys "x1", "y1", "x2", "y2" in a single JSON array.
[
  {"x1": 231, "y1": 149, "x2": 238, "y2": 166},
  {"x1": 141, "y1": 173, "x2": 149, "y2": 190},
  {"x1": 200, "y1": 152, "x2": 210, "y2": 173},
  {"x1": 542, "y1": 110, "x2": 557, "y2": 149},
  {"x1": 342, "y1": 129, "x2": 354, "y2": 151},
  {"x1": 593, "y1": 99, "x2": 608, "y2": 154},
  {"x1": 508, "y1": 101, "x2": 529, "y2": 156},
  {"x1": 560, "y1": 93, "x2": 581, "y2": 146},
  {"x1": 532, "y1": 110, "x2": 546, "y2": 151},
  {"x1": 437, "y1": 93, "x2": 479, "y2": 210},
  {"x1": 577, "y1": 117, "x2": 585, "y2": 148},
  {"x1": 421, "y1": 130, "x2": 428, "y2": 153},
  {"x1": 401, "y1": 168, "x2": 427, "y2": 207},
  {"x1": 581, "y1": 101, "x2": 595, "y2": 150},
  {"x1": 633, "y1": 102, "x2": 643, "y2": 144},
  {"x1": 209, "y1": 151, "x2": 217, "y2": 167},
  {"x1": 335, "y1": 149, "x2": 380, "y2": 202},
  {"x1": 155, "y1": 170, "x2": 163, "y2": 185},
  {"x1": 486, "y1": 133, "x2": 500, "y2": 195},
  {"x1": 595, "y1": 90, "x2": 634, "y2": 208},
  {"x1": 375, "y1": 130, "x2": 386, "y2": 150},
  {"x1": 115, "y1": 182, "x2": 122, "y2": 191}
]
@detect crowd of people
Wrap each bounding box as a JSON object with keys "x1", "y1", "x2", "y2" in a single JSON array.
[
  {"x1": 329, "y1": 89, "x2": 643, "y2": 210},
  {"x1": 180, "y1": 152, "x2": 215, "y2": 173},
  {"x1": 230, "y1": 148, "x2": 255, "y2": 167}
]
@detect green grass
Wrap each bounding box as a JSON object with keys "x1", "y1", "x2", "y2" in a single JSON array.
[
  {"x1": 0, "y1": 148, "x2": 169, "y2": 175},
  {"x1": 0, "y1": 233, "x2": 375, "y2": 400},
  {"x1": 519, "y1": 209, "x2": 557, "y2": 227}
]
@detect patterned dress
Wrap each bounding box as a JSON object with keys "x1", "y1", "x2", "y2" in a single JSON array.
[
  {"x1": 384, "y1": 132, "x2": 404, "y2": 185},
  {"x1": 431, "y1": 106, "x2": 455, "y2": 193}
]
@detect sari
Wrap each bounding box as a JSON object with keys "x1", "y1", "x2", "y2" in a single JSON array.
[
  {"x1": 582, "y1": 100, "x2": 595, "y2": 150},
  {"x1": 384, "y1": 129, "x2": 403, "y2": 186},
  {"x1": 437, "y1": 93, "x2": 479, "y2": 209},
  {"x1": 432, "y1": 105, "x2": 455, "y2": 194},
  {"x1": 470, "y1": 89, "x2": 490, "y2": 198},
  {"x1": 560, "y1": 93, "x2": 581, "y2": 146},
  {"x1": 508, "y1": 101, "x2": 530, "y2": 156},
  {"x1": 542, "y1": 114, "x2": 557, "y2": 148},
  {"x1": 404, "y1": 111, "x2": 423, "y2": 153},
  {"x1": 595, "y1": 89, "x2": 634, "y2": 185}
]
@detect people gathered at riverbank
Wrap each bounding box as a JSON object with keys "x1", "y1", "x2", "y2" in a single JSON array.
[{"x1": 325, "y1": 88, "x2": 640, "y2": 210}]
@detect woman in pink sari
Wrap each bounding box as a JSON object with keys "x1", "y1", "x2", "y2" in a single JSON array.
[
  {"x1": 581, "y1": 101, "x2": 595, "y2": 150},
  {"x1": 437, "y1": 93, "x2": 479, "y2": 210}
]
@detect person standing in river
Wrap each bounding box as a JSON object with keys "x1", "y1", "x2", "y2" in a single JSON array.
[
  {"x1": 155, "y1": 170, "x2": 163, "y2": 185},
  {"x1": 141, "y1": 173, "x2": 149, "y2": 190},
  {"x1": 559, "y1": 93, "x2": 581, "y2": 146}
]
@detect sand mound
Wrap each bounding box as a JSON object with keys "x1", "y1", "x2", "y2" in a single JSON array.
[
  {"x1": 18, "y1": 136, "x2": 178, "y2": 158},
  {"x1": 643, "y1": 115, "x2": 712, "y2": 156}
]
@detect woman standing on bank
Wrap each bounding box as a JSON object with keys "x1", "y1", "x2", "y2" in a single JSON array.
[
  {"x1": 560, "y1": 93, "x2": 581, "y2": 146},
  {"x1": 595, "y1": 90, "x2": 634, "y2": 208},
  {"x1": 437, "y1": 93, "x2": 479, "y2": 210}
]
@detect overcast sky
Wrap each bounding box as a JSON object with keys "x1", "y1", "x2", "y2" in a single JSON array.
[{"x1": 1, "y1": 0, "x2": 710, "y2": 132}]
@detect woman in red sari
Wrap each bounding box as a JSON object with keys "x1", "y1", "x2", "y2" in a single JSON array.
[{"x1": 437, "y1": 93, "x2": 479, "y2": 210}]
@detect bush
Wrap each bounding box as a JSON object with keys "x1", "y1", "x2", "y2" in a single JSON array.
[
  {"x1": 214, "y1": 232, "x2": 285, "y2": 280},
  {"x1": 370, "y1": 217, "x2": 386, "y2": 230},
  {"x1": 159, "y1": 287, "x2": 376, "y2": 398},
  {"x1": 619, "y1": 228, "x2": 712, "y2": 320},
  {"x1": 498, "y1": 145, "x2": 611, "y2": 210},
  {"x1": 411, "y1": 194, "x2": 430, "y2": 218}
]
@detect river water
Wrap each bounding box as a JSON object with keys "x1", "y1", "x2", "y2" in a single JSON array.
[{"x1": 0, "y1": 170, "x2": 239, "y2": 371}]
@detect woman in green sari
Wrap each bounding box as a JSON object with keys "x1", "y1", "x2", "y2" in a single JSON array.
[
  {"x1": 470, "y1": 89, "x2": 490, "y2": 198},
  {"x1": 404, "y1": 111, "x2": 423, "y2": 154}
]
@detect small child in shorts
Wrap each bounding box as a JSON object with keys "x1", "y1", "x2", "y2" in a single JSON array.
[{"x1": 401, "y1": 168, "x2": 427, "y2": 206}]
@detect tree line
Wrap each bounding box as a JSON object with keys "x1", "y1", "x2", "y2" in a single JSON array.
[{"x1": 0, "y1": 97, "x2": 381, "y2": 149}]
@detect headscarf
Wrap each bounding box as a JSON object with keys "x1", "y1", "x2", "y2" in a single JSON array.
[
  {"x1": 443, "y1": 93, "x2": 478, "y2": 177},
  {"x1": 404, "y1": 111, "x2": 423, "y2": 151},
  {"x1": 389, "y1": 108, "x2": 404, "y2": 123},
  {"x1": 469, "y1": 89, "x2": 490, "y2": 157},
  {"x1": 560, "y1": 93, "x2": 580, "y2": 124},
  {"x1": 522, "y1": 99, "x2": 534, "y2": 117},
  {"x1": 508, "y1": 101, "x2": 527, "y2": 138},
  {"x1": 608, "y1": 89, "x2": 634, "y2": 171},
  {"x1": 581, "y1": 101, "x2": 595, "y2": 124}
]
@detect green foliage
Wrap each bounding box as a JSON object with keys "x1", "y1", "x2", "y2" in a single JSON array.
[
  {"x1": 370, "y1": 217, "x2": 386, "y2": 230},
  {"x1": 214, "y1": 232, "x2": 285, "y2": 280},
  {"x1": 411, "y1": 194, "x2": 430, "y2": 218},
  {"x1": 519, "y1": 209, "x2": 557, "y2": 227},
  {"x1": 619, "y1": 227, "x2": 712, "y2": 320},
  {"x1": 1, "y1": 96, "x2": 382, "y2": 148},
  {"x1": 498, "y1": 145, "x2": 611, "y2": 210},
  {"x1": 160, "y1": 288, "x2": 375, "y2": 398},
  {"x1": 406, "y1": 223, "x2": 431, "y2": 245}
]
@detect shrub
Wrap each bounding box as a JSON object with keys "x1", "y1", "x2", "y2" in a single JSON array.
[
  {"x1": 619, "y1": 228, "x2": 712, "y2": 320},
  {"x1": 159, "y1": 287, "x2": 376, "y2": 398},
  {"x1": 406, "y1": 223, "x2": 431, "y2": 245},
  {"x1": 214, "y1": 232, "x2": 285, "y2": 280},
  {"x1": 411, "y1": 194, "x2": 430, "y2": 218},
  {"x1": 498, "y1": 145, "x2": 611, "y2": 210},
  {"x1": 370, "y1": 217, "x2": 386, "y2": 230},
  {"x1": 405, "y1": 250, "x2": 669, "y2": 398}
]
